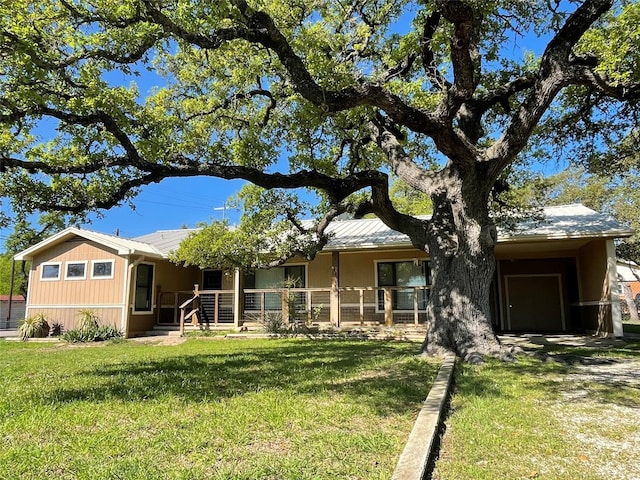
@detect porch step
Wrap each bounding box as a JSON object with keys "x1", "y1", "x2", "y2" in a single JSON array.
[{"x1": 146, "y1": 326, "x2": 182, "y2": 337}]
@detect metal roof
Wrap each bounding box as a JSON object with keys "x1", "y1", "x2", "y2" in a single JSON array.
[
  {"x1": 14, "y1": 204, "x2": 633, "y2": 261},
  {"x1": 321, "y1": 204, "x2": 632, "y2": 250},
  {"x1": 134, "y1": 229, "x2": 198, "y2": 256},
  {"x1": 498, "y1": 204, "x2": 633, "y2": 242}
]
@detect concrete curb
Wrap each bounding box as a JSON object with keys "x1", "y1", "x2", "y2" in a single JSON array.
[{"x1": 392, "y1": 354, "x2": 456, "y2": 480}]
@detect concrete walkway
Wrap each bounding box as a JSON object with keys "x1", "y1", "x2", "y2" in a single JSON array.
[
  {"x1": 498, "y1": 333, "x2": 631, "y2": 348},
  {"x1": 0, "y1": 329, "x2": 17, "y2": 338}
]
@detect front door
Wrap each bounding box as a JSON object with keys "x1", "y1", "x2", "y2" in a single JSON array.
[{"x1": 505, "y1": 274, "x2": 565, "y2": 331}]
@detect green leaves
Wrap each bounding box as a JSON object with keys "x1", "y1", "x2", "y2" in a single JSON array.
[{"x1": 171, "y1": 184, "x2": 325, "y2": 269}]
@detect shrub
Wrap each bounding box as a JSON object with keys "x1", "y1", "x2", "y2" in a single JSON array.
[
  {"x1": 62, "y1": 325, "x2": 122, "y2": 343},
  {"x1": 93, "y1": 325, "x2": 123, "y2": 342},
  {"x1": 61, "y1": 328, "x2": 88, "y2": 343},
  {"x1": 61, "y1": 310, "x2": 122, "y2": 343},
  {"x1": 260, "y1": 311, "x2": 284, "y2": 334},
  {"x1": 77, "y1": 309, "x2": 100, "y2": 333},
  {"x1": 49, "y1": 321, "x2": 63, "y2": 337},
  {"x1": 17, "y1": 314, "x2": 50, "y2": 340}
]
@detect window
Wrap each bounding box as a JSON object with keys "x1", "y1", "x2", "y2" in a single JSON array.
[
  {"x1": 134, "y1": 263, "x2": 154, "y2": 313},
  {"x1": 41, "y1": 263, "x2": 61, "y2": 281},
  {"x1": 65, "y1": 261, "x2": 87, "y2": 280},
  {"x1": 376, "y1": 260, "x2": 430, "y2": 311},
  {"x1": 203, "y1": 270, "x2": 222, "y2": 290},
  {"x1": 91, "y1": 260, "x2": 114, "y2": 279},
  {"x1": 244, "y1": 265, "x2": 306, "y2": 310}
]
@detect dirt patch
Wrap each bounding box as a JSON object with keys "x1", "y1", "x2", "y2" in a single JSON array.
[{"x1": 130, "y1": 335, "x2": 187, "y2": 346}]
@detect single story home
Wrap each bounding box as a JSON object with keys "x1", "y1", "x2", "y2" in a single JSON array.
[{"x1": 13, "y1": 204, "x2": 632, "y2": 337}]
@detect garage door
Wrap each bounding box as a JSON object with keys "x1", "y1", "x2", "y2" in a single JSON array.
[{"x1": 505, "y1": 274, "x2": 565, "y2": 331}]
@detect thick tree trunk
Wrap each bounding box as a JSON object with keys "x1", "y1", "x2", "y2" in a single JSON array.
[{"x1": 421, "y1": 185, "x2": 506, "y2": 362}]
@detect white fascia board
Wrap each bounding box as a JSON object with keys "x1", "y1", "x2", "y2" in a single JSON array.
[
  {"x1": 496, "y1": 230, "x2": 634, "y2": 244},
  {"x1": 13, "y1": 227, "x2": 163, "y2": 261}
]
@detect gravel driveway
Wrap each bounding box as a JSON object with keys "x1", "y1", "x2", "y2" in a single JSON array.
[{"x1": 548, "y1": 354, "x2": 640, "y2": 480}]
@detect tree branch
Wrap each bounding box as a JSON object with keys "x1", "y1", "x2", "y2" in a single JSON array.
[
  {"x1": 420, "y1": 11, "x2": 449, "y2": 90},
  {"x1": 486, "y1": 0, "x2": 613, "y2": 177},
  {"x1": 368, "y1": 113, "x2": 442, "y2": 196}
]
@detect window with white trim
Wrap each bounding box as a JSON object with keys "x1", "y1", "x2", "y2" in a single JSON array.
[
  {"x1": 376, "y1": 260, "x2": 430, "y2": 311},
  {"x1": 65, "y1": 261, "x2": 87, "y2": 280},
  {"x1": 41, "y1": 262, "x2": 61, "y2": 281},
  {"x1": 91, "y1": 260, "x2": 114, "y2": 279}
]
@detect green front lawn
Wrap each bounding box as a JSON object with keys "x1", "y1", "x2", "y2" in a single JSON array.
[{"x1": 0, "y1": 338, "x2": 438, "y2": 480}]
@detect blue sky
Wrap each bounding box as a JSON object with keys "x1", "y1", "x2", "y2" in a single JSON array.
[
  {"x1": 0, "y1": 176, "x2": 246, "y2": 250},
  {"x1": 82, "y1": 176, "x2": 246, "y2": 238}
]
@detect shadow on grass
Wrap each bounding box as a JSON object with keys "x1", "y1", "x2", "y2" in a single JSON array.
[
  {"x1": 452, "y1": 337, "x2": 640, "y2": 410},
  {"x1": 37, "y1": 339, "x2": 439, "y2": 415}
]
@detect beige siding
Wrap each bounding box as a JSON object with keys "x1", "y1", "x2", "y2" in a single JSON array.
[
  {"x1": 128, "y1": 312, "x2": 157, "y2": 336},
  {"x1": 24, "y1": 307, "x2": 123, "y2": 330},
  {"x1": 26, "y1": 239, "x2": 127, "y2": 331},
  {"x1": 127, "y1": 259, "x2": 201, "y2": 335},
  {"x1": 300, "y1": 248, "x2": 427, "y2": 310},
  {"x1": 28, "y1": 239, "x2": 127, "y2": 307},
  {"x1": 578, "y1": 239, "x2": 608, "y2": 302},
  {"x1": 308, "y1": 254, "x2": 333, "y2": 288},
  {"x1": 336, "y1": 248, "x2": 428, "y2": 287},
  {"x1": 577, "y1": 239, "x2": 609, "y2": 331},
  {"x1": 154, "y1": 261, "x2": 201, "y2": 293}
]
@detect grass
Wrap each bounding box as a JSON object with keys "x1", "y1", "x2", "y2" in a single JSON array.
[
  {"x1": 0, "y1": 338, "x2": 439, "y2": 480},
  {"x1": 433, "y1": 339, "x2": 640, "y2": 480}
]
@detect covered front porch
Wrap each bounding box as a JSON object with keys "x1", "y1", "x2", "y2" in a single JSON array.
[
  {"x1": 157, "y1": 282, "x2": 431, "y2": 334},
  {"x1": 148, "y1": 235, "x2": 625, "y2": 337}
]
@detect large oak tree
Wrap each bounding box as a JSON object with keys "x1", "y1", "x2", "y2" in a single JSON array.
[{"x1": 1, "y1": 0, "x2": 639, "y2": 360}]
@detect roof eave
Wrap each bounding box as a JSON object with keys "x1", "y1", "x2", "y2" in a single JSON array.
[
  {"x1": 13, "y1": 227, "x2": 165, "y2": 262},
  {"x1": 497, "y1": 230, "x2": 634, "y2": 243}
]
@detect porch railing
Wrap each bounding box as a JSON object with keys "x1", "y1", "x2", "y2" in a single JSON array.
[
  {"x1": 168, "y1": 285, "x2": 430, "y2": 332},
  {"x1": 177, "y1": 286, "x2": 236, "y2": 335},
  {"x1": 243, "y1": 286, "x2": 430, "y2": 327}
]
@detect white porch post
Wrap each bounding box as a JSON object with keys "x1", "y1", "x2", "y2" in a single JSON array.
[
  {"x1": 331, "y1": 251, "x2": 340, "y2": 327},
  {"x1": 233, "y1": 268, "x2": 241, "y2": 328},
  {"x1": 606, "y1": 240, "x2": 623, "y2": 337}
]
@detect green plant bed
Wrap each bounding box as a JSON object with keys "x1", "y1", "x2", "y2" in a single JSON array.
[{"x1": 0, "y1": 338, "x2": 439, "y2": 479}]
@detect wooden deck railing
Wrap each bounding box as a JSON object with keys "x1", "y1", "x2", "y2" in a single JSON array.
[
  {"x1": 243, "y1": 285, "x2": 430, "y2": 327},
  {"x1": 179, "y1": 294, "x2": 200, "y2": 337},
  {"x1": 169, "y1": 284, "x2": 430, "y2": 333}
]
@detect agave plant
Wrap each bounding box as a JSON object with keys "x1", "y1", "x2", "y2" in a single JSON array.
[
  {"x1": 77, "y1": 309, "x2": 100, "y2": 333},
  {"x1": 17, "y1": 314, "x2": 50, "y2": 341}
]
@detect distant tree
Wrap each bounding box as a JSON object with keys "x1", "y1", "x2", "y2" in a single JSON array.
[
  {"x1": 542, "y1": 166, "x2": 640, "y2": 263},
  {"x1": 2, "y1": 213, "x2": 72, "y2": 298},
  {"x1": 0, "y1": 254, "x2": 21, "y2": 297},
  {"x1": 2, "y1": 1, "x2": 640, "y2": 360}
]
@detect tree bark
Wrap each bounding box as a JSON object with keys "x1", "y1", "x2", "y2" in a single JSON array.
[{"x1": 421, "y1": 176, "x2": 505, "y2": 362}]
